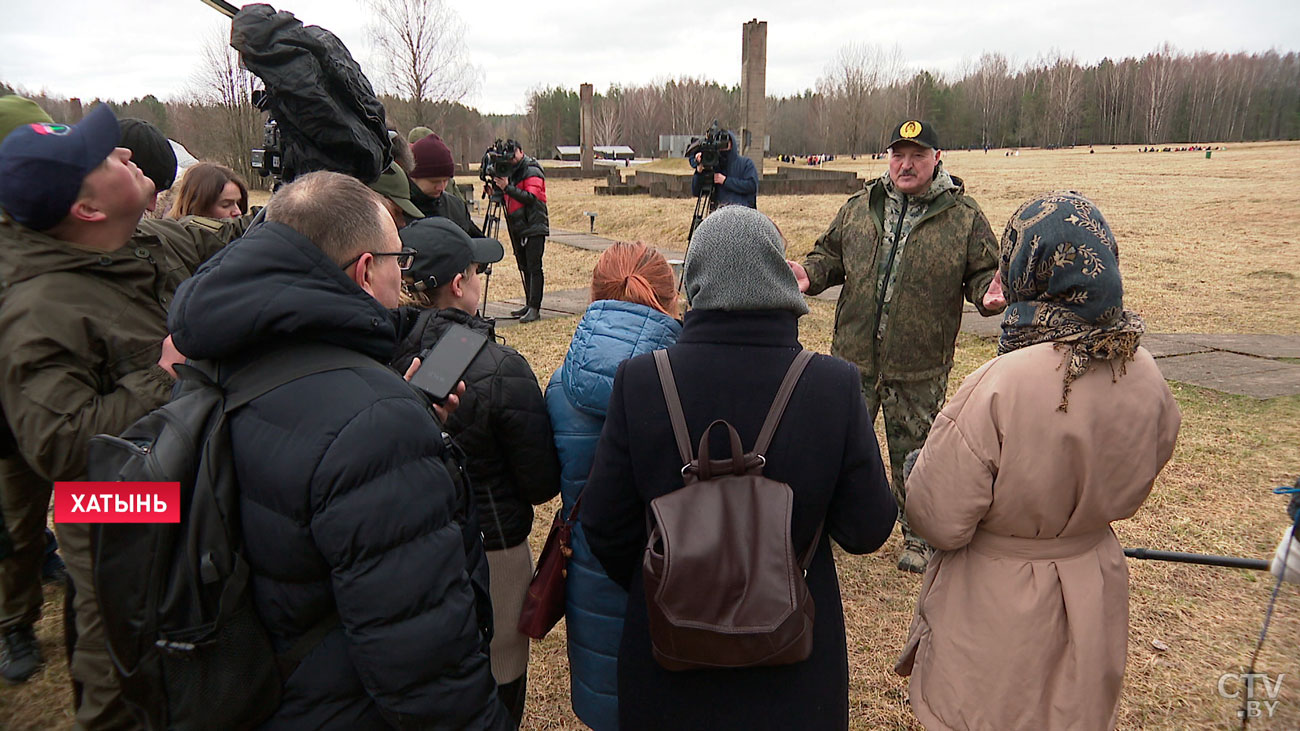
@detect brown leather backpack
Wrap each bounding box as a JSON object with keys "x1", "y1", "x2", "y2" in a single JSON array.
[{"x1": 644, "y1": 349, "x2": 822, "y2": 672}]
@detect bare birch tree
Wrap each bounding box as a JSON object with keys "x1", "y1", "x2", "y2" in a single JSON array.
[
  {"x1": 364, "y1": 0, "x2": 481, "y2": 127},
  {"x1": 1141, "y1": 43, "x2": 1179, "y2": 144},
  {"x1": 1044, "y1": 52, "x2": 1083, "y2": 147},
  {"x1": 817, "y1": 43, "x2": 907, "y2": 154},
  {"x1": 190, "y1": 27, "x2": 263, "y2": 185},
  {"x1": 593, "y1": 95, "x2": 622, "y2": 146},
  {"x1": 971, "y1": 52, "x2": 1011, "y2": 149}
]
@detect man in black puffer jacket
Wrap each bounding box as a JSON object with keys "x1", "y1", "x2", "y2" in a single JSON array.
[
  {"x1": 392, "y1": 218, "x2": 561, "y2": 728},
  {"x1": 168, "y1": 173, "x2": 509, "y2": 730}
]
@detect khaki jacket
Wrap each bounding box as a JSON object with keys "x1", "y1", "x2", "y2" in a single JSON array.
[
  {"x1": 804, "y1": 174, "x2": 1001, "y2": 381},
  {"x1": 0, "y1": 215, "x2": 243, "y2": 480},
  {"x1": 896, "y1": 343, "x2": 1181, "y2": 730}
]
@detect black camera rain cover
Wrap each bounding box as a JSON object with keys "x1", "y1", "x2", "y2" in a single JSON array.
[{"x1": 231, "y1": 4, "x2": 391, "y2": 183}]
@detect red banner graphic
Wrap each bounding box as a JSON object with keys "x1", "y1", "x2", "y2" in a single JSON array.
[{"x1": 54, "y1": 482, "x2": 180, "y2": 523}]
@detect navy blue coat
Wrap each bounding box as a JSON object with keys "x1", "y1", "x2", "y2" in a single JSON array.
[
  {"x1": 545, "y1": 300, "x2": 680, "y2": 731},
  {"x1": 581, "y1": 310, "x2": 896, "y2": 731},
  {"x1": 689, "y1": 130, "x2": 759, "y2": 208},
  {"x1": 169, "y1": 222, "x2": 508, "y2": 730}
]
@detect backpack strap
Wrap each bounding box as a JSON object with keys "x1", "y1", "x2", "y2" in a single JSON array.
[
  {"x1": 653, "y1": 350, "x2": 694, "y2": 467},
  {"x1": 654, "y1": 348, "x2": 822, "y2": 568},
  {"x1": 799, "y1": 522, "x2": 824, "y2": 572},
  {"x1": 184, "y1": 343, "x2": 383, "y2": 675},
  {"x1": 276, "y1": 608, "x2": 341, "y2": 680},
  {"x1": 752, "y1": 350, "x2": 814, "y2": 457},
  {"x1": 187, "y1": 342, "x2": 388, "y2": 412},
  {"x1": 654, "y1": 348, "x2": 815, "y2": 470}
]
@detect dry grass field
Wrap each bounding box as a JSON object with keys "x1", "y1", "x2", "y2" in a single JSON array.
[
  {"x1": 551, "y1": 143, "x2": 1300, "y2": 334},
  {"x1": 3, "y1": 145, "x2": 1299, "y2": 730}
]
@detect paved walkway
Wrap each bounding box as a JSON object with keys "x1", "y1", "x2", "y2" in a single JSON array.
[{"x1": 491, "y1": 230, "x2": 1300, "y2": 400}]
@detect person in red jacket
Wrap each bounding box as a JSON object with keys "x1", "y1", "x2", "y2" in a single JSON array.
[{"x1": 489, "y1": 140, "x2": 549, "y2": 323}]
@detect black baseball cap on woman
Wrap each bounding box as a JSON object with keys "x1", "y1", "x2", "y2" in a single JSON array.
[{"x1": 399, "y1": 218, "x2": 504, "y2": 292}]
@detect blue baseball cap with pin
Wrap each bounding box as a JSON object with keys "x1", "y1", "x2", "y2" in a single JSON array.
[{"x1": 0, "y1": 103, "x2": 121, "y2": 231}]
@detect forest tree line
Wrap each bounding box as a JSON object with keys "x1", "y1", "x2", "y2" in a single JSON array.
[
  {"x1": 531, "y1": 46, "x2": 1300, "y2": 156},
  {"x1": 4, "y1": 43, "x2": 1297, "y2": 191}
]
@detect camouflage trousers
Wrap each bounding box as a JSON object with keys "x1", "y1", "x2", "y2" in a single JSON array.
[{"x1": 859, "y1": 370, "x2": 948, "y2": 542}]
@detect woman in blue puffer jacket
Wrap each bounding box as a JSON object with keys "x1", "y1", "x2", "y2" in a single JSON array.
[{"x1": 546, "y1": 242, "x2": 681, "y2": 730}]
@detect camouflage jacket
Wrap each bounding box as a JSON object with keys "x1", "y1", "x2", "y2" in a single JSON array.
[
  {"x1": 0, "y1": 215, "x2": 245, "y2": 480},
  {"x1": 803, "y1": 171, "x2": 1002, "y2": 381}
]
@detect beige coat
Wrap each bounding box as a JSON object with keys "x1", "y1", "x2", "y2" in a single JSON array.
[{"x1": 895, "y1": 342, "x2": 1180, "y2": 731}]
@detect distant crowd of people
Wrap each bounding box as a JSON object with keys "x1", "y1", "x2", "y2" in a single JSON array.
[
  {"x1": 12, "y1": 96, "x2": 1296, "y2": 731},
  {"x1": 774, "y1": 153, "x2": 840, "y2": 165},
  {"x1": 1138, "y1": 144, "x2": 1226, "y2": 152}
]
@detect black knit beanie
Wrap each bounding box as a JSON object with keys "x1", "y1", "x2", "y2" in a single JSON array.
[{"x1": 118, "y1": 118, "x2": 177, "y2": 191}]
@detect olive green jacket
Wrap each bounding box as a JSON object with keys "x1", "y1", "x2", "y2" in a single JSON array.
[
  {"x1": 0, "y1": 215, "x2": 246, "y2": 481},
  {"x1": 803, "y1": 173, "x2": 1003, "y2": 381}
]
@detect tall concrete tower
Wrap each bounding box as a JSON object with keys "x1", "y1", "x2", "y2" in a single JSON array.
[
  {"x1": 580, "y1": 83, "x2": 595, "y2": 172},
  {"x1": 740, "y1": 19, "x2": 767, "y2": 172}
]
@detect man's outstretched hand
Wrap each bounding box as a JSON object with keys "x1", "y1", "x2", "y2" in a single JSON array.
[
  {"x1": 787, "y1": 260, "x2": 810, "y2": 294},
  {"x1": 982, "y1": 272, "x2": 1006, "y2": 311}
]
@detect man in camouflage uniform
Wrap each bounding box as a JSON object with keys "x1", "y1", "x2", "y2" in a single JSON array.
[
  {"x1": 790, "y1": 120, "x2": 1006, "y2": 573},
  {"x1": 0, "y1": 104, "x2": 244, "y2": 726}
]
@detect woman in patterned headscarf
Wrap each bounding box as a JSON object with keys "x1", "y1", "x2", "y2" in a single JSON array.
[{"x1": 895, "y1": 192, "x2": 1182, "y2": 730}]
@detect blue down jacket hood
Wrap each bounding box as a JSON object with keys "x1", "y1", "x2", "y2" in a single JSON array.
[{"x1": 560, "y1": 299, "x2": 681, "y2": 417}]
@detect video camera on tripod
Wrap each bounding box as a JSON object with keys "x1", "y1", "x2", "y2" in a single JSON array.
[
  {"x1": 479, "y1": 139, "x2": 519, "y2": 186},
  {"x1": 686, "y1": 121, "x2": 731, "y2": 186},
  {"x1": 473, "y1": 140, "x2": 520, "y2": 314},
  {"x1": 684, "y1": 121, "x2": 732, "y2": 247}
]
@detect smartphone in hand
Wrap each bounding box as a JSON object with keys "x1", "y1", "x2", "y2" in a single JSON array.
[{"x1": 409, "y1": 323, "x2": 487, "y2": 401}]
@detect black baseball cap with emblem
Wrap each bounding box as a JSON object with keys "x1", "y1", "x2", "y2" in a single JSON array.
[
  {"x1": 887, "y1": 119, "x2": 940, "y2": 151},
  {"x1": 399, "y1": 217, "x2": 504, "y2": 293}
]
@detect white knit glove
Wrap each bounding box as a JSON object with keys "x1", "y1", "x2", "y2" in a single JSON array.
[{"x1": 1271, "y1": 525, "x2": 1300, "y2": 583}]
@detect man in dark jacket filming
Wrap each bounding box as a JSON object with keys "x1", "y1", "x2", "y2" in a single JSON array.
[
  {"x1": 490, "y1": 141, "x2": 549, "y2": 323},
  {"x1": 392, "y1": 217, "x2": 562, "y2": 727},
  {"x1": 688, "y1": 128, "x2": 759, "y2": 209},
  {"x1": 168, "y1": 172, "x2": 510, "y2": 730}
]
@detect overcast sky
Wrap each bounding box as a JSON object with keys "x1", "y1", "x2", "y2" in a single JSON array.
[{"x1": 2, "y1": 0, "x2": 1298, "y2": 115}]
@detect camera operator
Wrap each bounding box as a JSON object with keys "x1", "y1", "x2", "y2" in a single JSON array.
[
  {"x1": 687, "y1": 127, "x2": 758, "y2": 209},
  {"x1": 488, "y1": 141, "x2": 548, "y2": 323}
]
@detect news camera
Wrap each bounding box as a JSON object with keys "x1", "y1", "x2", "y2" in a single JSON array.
[
  {"x1": 686, "y1": 121, "x2": 731, "y2": 179},
  {"x1": 683, "y1": 121, "x2": 732, "y2": 251},
  {"x1": 249, "y1": 90, "x2": 283, "y2": 180},
  {"x1": 479, "y1": 139, "x2": 519, "y2": 183}
]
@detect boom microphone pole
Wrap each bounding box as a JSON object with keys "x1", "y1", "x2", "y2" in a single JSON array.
[
  {"x1": 1123, "y1": 547, "x2": 1270, "y2": 571},
  {"x1": 198, "y1": 0, "x2": 238, "y2": 18}
]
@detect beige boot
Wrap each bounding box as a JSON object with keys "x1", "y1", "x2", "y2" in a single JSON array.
[{"x1": 897, "y1": 536, "x2": 933, "y2": 574}]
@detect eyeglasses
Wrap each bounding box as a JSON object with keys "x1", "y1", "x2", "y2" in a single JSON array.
[{"x1": 342, "y1": 247, "x2": 417, "y2": 271}]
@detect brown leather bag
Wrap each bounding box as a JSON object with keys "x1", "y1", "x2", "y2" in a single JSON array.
[
  {"x1": 644, "y1": 349, "x2": 822, "y2": 672},
  {"x1": 517, "y1": 496, "x2": 580, "y2": 640}
]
